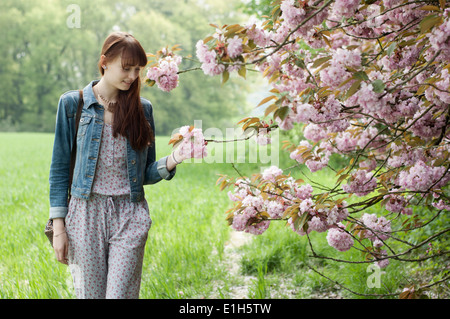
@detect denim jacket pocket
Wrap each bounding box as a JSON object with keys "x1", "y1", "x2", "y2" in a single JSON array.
[{"x1": 77, "y1": 116, "x2": 92, "y2": 137}]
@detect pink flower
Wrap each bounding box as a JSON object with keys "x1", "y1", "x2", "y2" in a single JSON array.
[
  {"x1": 376, "y1": 252, "x2": 390, "y2": 269},
  {"x1": 246, "y1": 220, "x2": 270, "y2": 235},
  {"x1": 427, "y1": 16, "x2": 450, "y2": 63},
  {"x1": 196, "y1": 40, "x2": 225, "y2": 76},
  {"x1": 331, "y1": 0, "x2": 360, "y2": 18},
  {"x1": 326, "y1": 225, "x2": 354, "y2": 252},
  {"x1": 262, "y1": 166, "x2": 283, "y2": 183},
  {"x1": 308, "y1": 216, "x2": 328, "y2": 233},
  {"x1": 360, "y1": 213, "x2": 391, "y2": 241},
  {"x1": 432, "y1": 199, "x2": 450, "y2": 211},
  {"x1": 342, "y1": 169, "x2": 377, "y2": 197},
  {"x1": 357, "y1": 82, "x2": 383, "y2": 114},
  {"x1": 266, "y1": 200, "x2": 285, "y2": 219},
  {"x1": 231, "y1": 206, "x2": 257, "y2": 231},
  {"x1": 280, "y1": 0, "x2": 306, "y2": 28},
  {"x1": 295, "y1": 184, "x2": 313, "y2": 200},
  {"x1": 256, "y1": 129, "x2": 271, "y2": 145},
  {"x1": 227, "y1": 35, "x2": 243, "y2": 58},
  {"x1": 176, "y1": 126, "x2": 208, "y2": 159},
  {"x1": 383, "y1": 194, "x2": 412, "y2": 215},
  {"x1": 397, "y1": 160, "x2": 449, "y2": 191},
  {"x1": 146, "y1": 55, "x2": 182, "y2": 92},
  {"x1": 303, "y1": 123, "x2": 328, "y2": 143},
  {"x1": 320, "y1": 64, "x2": 350, "y2": 89}
]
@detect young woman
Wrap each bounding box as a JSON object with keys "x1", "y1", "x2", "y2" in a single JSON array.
[{"x1": 48, "y1": 32, "x2": 188, "y2": 298}]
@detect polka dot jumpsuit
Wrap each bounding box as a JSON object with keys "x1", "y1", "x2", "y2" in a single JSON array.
[{"x1": 65, "y1": 123, "x2": 152, "y2": 299}]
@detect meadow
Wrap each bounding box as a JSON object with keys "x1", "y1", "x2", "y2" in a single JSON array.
[{"x1": 0, "y1": 132, "x2": 441, "y2": 299}]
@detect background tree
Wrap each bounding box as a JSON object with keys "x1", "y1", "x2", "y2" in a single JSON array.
[{"x1": 0, "y1": 0, "x2": 251, "y2": 134}]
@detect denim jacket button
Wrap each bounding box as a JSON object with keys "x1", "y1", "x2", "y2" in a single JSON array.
[
  {"x1": 131, "y1": 160, "x2": 136, "y2": 165},
  {"x1": 132, "y1": 178, "x2": 137, "y2": 183}
]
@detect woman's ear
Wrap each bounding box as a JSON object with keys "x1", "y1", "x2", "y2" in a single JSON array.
[{"x1": 100, "y1": 54, "x2": 107, "y2": 69}]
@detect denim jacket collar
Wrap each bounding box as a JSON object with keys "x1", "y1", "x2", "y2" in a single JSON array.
[{"x1": 82, "y1": 80, "x2": 101, "y2": 110}]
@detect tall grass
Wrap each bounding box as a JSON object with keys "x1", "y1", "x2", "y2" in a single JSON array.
[
  {"x1": 0, "y1": 132, "x2": 440, "y2": 299},
  {"x1": 0, "y1": 132, "x2": 233, "y2": 298}
]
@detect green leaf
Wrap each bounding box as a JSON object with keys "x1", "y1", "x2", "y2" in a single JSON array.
[
  {"x1": 371, "y1": 79, "x2": 385, "y2": 93},
  {"x1": 419, "y1": 14, "x2": 443, "y2": 34},
  {"x1": 345, "y1": 79, "x2": 362, "y2": 99},
  {"x1": 273, "y1": 106, "x2": 289, "y2": 121},
  {"x1": 353, "y1": 71, "x2": 369, "y2": 81},
  {"x1": 238, "y1": 65, "x2": 246, "y2": 79},
  {"x1": 386, "y1": 42, "x2": 397, "y2": 57},
  {"x1": 264, "y1": 103, "x2": 278, "y2": 117},
  {"x1": 312, "y1": 56, "x2": 331, "y2": 69},
  {"x1": 222, "y1": 70, "x2": 230, "y2": 84}
]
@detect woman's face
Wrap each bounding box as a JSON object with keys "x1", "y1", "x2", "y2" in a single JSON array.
[{"x1": 103, "y1": 54, "x2": 142, "y2": 91}]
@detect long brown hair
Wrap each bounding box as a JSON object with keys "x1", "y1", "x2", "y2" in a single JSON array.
[{"x1": 98, "y1": 31, "x2": 153, "y2": 150}]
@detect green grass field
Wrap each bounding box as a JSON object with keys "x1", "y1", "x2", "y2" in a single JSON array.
[{"x1": 0, "y1": 132, "x2": 444, "y2": 299}]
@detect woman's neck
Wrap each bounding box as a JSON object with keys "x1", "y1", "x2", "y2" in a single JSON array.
[{"x1": 94, "y1": 78, "x2": 119, "y2": 103}]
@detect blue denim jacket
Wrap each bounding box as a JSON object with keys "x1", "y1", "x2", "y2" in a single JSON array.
[{"x1": 49, "y1": 80, "x2": 175, "y2": 219}]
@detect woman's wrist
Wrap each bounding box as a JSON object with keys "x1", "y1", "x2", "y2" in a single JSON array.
[
  {"x1": 52, "y1": 218, "x2": 65, "y2": 232},
  {"x1": 171, "y1": 152, "x2": 182, "y2": 165}
]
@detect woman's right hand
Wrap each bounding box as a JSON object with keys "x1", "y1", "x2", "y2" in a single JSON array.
[{"x1": 52, "y1": 218, "x2": 69, "y2": 265}]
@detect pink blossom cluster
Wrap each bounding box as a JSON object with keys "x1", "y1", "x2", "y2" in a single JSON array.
[
  {"x1": 228, "y1": 165, "x2": 351, "y2": 241},
  {"x1": 180, "y1": 0, "x2": 450, "y2": 264},
  {"x1": 360, "y1": 213, "x2": 391, "y2": 243},
  {"x1": 289, "y1": 140, "x2": 332, "y2": 173},
  {"x1": 245, "y1": 18, "x2": 271, "y2": 47},
  {"x1": 146, "y1": 54, "x2": 182, "y2": 92},
  {"x1": 330, "y1": 0, "x2": 360, "y2": 19},
  {"x1": 319, "y1": 48, "x2": 361, "y2": 89},
  {"x1": 227, "y1": 35, "x2": 243, "y2": 59},
  {"x1": 255, "y1": 128, "x2": 272, "y2": 146},
  {"x1": 342, "y1": 169, "x2": 377, "y2": 197},
  {"x1": 408, "y1": 111, "x2": 446, "y2": 140},
  {"x1": 333, "y1": 125, "x2": 381, "y2": 154},
  {"x1": 279, "y1": 0, "x2": 304, "y2": 25},
  {"x1": 427, "y1": 11, "x2": 450, "y2": 63},
  {"x1": 196, "y1": 40, "x2": 225, "y2": 76},
  {"x1": 274, "y1": 95, "x2": 343, "y2": 134},
  {"x1": 387, "y1": 143, "x2": 428, "y2": 169},
  {"x1": 356, "y1": 82, "x2": 384, "y2": 115},
  {"x1": 326, "y1": 224, "x2": 354, "y2": 252},
  {"x1": 380, "y1": 44, "x2": 421, "y2": 72},
  {"x1": 359, "y1": 213, "x2": 392, "y2": 268},
  {"x1": 231, "y1": 206, "x2": 270, "y2": 235},
  {"x1": 428, "y1": 68, "x2": 450, "y2": 105},
  {"x1": 303, "y1": 123, "x2": 328, "y2": 143},
  {"x1": 432, "y1": 199, "x2": 450, "y2": 211},
  {"x1": 383, "y1": 194, "x2": 412, "y2": 215},
  {"x1": 374, "y1": 250, "x2": 390, "y2": 269},
  {"x1": 397, "y1": 160, "x2": 449, "y2": 192},
  {"x1": 288, "y1": 198, "x2": 349, "y2": 237},
  {"x1": 176, "y1": 125, "x2": 208, "y2": 159}
]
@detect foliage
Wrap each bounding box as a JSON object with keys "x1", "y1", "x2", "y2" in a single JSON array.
[
  {"x1": 0, "y1": 0, "x2": 249, "y2": 134},
  {"x1": 148, "y1": 0, "x2": 450, "y2": 297}
]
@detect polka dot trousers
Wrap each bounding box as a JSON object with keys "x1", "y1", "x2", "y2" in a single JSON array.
[{"x1": 66, "y1": 194, "x2": 152, "y2": 299}]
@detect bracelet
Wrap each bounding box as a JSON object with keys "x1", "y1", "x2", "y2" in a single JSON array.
[
  {"x1": 172, "y1": 152, "x2": 182, "y2": 165},
  {"x1": 54, "y1": 230, "x2": 66, "y2": 237}
]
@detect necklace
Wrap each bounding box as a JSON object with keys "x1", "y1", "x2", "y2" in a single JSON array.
[{"x1": 94, "y1": 85, "x2": 116, "y2": 110}]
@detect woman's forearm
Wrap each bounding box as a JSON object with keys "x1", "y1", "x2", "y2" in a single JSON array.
[
  {"x1": 166, "y1": 153, "x2": 178, "y2": 172},
  {"x1": 52, "y1": 218, "x2": 65, "y2": 232}
]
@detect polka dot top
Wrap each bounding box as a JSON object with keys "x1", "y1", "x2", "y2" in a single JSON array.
[{"x1": 91, "y1": 123, "x2": 131, "y2": 196}]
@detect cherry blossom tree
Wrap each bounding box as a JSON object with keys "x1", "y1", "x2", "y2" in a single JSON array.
[{"x1": 145, "y1": 0, "x2": 450, "y2": 298}]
